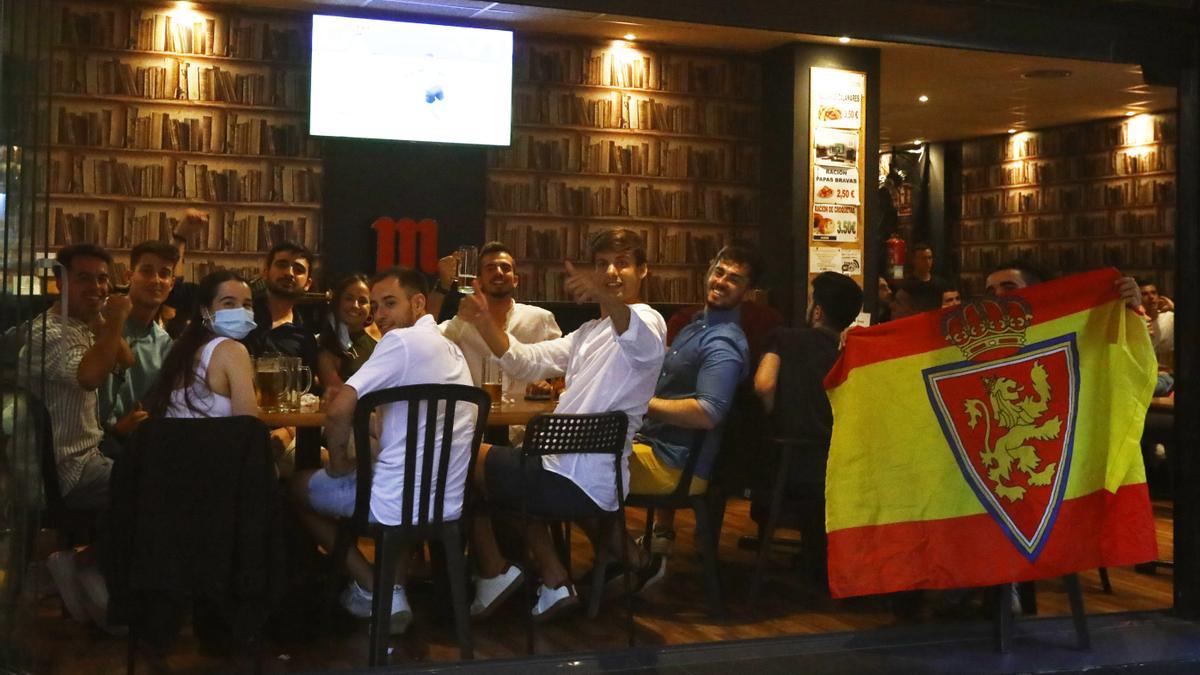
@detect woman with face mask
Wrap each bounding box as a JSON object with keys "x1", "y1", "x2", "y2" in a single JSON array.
[
  {"x1": 144, "y1": 271, "x2": 259, "y2": 419},
  {"x1": 316, "y1": 273, "x2": 381, "y2": 391}
]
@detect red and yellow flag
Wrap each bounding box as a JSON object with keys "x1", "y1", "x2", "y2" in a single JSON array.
[{"x1": 824, "y1": 268, "x2": 1158, "y2": 598}]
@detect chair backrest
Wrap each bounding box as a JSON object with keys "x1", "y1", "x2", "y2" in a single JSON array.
[
  {"x1": 663, "y1": 429, "x2": 708, "y2": 501},
  {"x1": 520, "y1": 411, "x2": 629, "y2": 501},
  {"x1": 27, "y1": 392, "x2": 64, "y2": 516},
  {"x1": 352, "y1": 384, "x2": 491, "y2": 529}
]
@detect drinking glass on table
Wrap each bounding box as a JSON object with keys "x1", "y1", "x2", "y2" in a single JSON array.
[
  {"x1": 255, "y1": 356, "x2": 287, "y2": 413},
  {"x1": 482, "y1": 357, "x2": 502, "y2": 409},
  {"x1": 456, "y1": 245, "x2": 479, "y2": 294},
  {"x1": 288, "y1": 364, "x2": 313, "y2": 412}
]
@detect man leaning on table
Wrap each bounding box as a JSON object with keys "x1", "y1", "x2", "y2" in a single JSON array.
[
  {"x1": 289, "y1": 266, "x2": 475, "y2": 635},
  {"x1": 458, "y1": 228, "x2": 667, "y2": 622}
]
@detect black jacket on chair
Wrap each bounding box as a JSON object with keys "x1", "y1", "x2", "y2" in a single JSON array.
[{"x1": 107, "y1": 416, "x2": 285, "y2": 647}]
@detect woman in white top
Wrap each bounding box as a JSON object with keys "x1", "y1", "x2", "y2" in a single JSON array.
[{"x1": 144, "y1": 271, "x2": 258, "y2": 419}]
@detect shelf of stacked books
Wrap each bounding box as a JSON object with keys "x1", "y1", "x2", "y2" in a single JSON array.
[
  {"x1": 49, "y1": 1, "x2": 322, "y2": 283},
  {"x1": 487, "y1": 38, "x2": 761, "y2": 303}
]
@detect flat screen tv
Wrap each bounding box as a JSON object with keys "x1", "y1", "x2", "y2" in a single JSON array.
[{"x1": 309, "y1": 15, "x2": 513, "y2": 146}]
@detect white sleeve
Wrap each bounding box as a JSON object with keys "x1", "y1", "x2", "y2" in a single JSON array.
[
  {"x1": 345, "y1": 331, "x2": 409, "y2": 395},
  {"x1": 542, "y1": 310, "x2": 563, "y2": 340},
  {"x1": 499, "y1": 330, "x2": 575, "y2": 381},
  {"x1": 613, "y1": 304, "x2": 665, "y2": 366},
  {"x1": 438, "y1": 317, "x2": 466, "y2": 342}
]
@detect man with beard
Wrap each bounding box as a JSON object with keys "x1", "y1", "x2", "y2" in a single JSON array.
[
  {"x1": 432, "y1": 241, "x2": 561, "y2": 402},
  {"x1": 242, "y1": 242, "x2": 319, "y2": 371},
  {"x1": 753, "y1": 271, "x2": 863, "y2": 588},
  {"x1": 98, "y1": 240, "x2": 181, "y2": 453},
  {"x1": 615, "y1": 243, "x2": 757, "y2": 582}
]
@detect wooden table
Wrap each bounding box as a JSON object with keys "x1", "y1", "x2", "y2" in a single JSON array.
[{"x1": 258, "y1": 399, "x2": 557, "y2": 469}]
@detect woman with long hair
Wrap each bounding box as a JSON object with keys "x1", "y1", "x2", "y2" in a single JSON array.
[
  {"x1": 144, "y1": 270, "x2": 259, "y2": 419},
  {"x1": 316, "y1": 273, "x2": 381, "y2": 391}
]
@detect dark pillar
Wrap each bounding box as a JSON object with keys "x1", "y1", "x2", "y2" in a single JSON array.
[
  {"x1": 1172, "y1": 39, "x2": 1200, "y2": 619},
  {"x1": 761, "y1": 43, "x2": 881, "y2": 325}
]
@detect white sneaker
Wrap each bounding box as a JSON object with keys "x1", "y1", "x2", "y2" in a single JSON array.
[
  {"x1": 532, "y1": 583, "x2": 579, "y2": 622},
  {"x1": 76, "y1": 565, "x2": 127, "y2": 637},
  {"x1": 45, "y1": 551, "x2": 88, "y2": 622},
  {"x1": 470, "y1": 565, "x2": 523, "y2": 619},
  {"x1": 339, "y1": 581, "x2": 412, "y2": 634}
]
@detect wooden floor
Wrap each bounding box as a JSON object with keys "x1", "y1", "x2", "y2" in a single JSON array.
[{"x1": 27, "y1": 499, "x2": 1175, "y2": 673}]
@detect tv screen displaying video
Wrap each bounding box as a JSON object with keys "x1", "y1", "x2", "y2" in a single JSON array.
[{"x1": 310, "y1": 15, "x2": 513, "y2": 146}]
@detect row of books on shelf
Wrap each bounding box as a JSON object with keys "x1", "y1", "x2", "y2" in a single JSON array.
[
  {"x1": 488, "y1": 180, "x2": 758, "y2": 224},
  {"x1": 513, "y1": 90, "x2": 757, "y2": 138},
  {"x1": 516, "y1": 264, "x2": 706, "y2": 303},
  {"x1": 49, "y1": 156, "x2": 321, "y2": 204},
  {"x1": 514, "y1": 43, "x2": 760, "y2": 99},
  {"x1": 960, "y1": 207, "x2": 1175, "y2": 241},
  {"x1": 490, "y1": 221, "x2": 737, "y2": 265},
  {"x1": 961, "y1": 147, "x2": 1176, "y2": 190},
  {"x1": 56, "y1": 106, "x2": 319, "y2": 158},
  {"x1": 961, "y1": 239, "x2": 1175, "y2": 274},
  {"x1": 52, "y1": 206, "x2": 319, "y2": 253},
  {"x1": 962, "y1": 114, "x2": 1176, "y2": 164},
  {"x1": 489, "y1": 133, "x2": 758, "y2": 182},
  {"x1": 53, "y1": 55, "x2": 309, "y2": 110},
  {"x1": 961, "y1": 178, "x2": 1176, "y2": 217},
  {"x1": 57, "y1": 5, "x2": 306, "y2": 62}
]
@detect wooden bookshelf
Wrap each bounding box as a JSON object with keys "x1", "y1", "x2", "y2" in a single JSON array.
[
  {"x1": 954, "y1": 112, "x2": 1177, "y2": 296},
  {"x1": 48, "y1": 1, "x2": 322, "y2": 284},
  {"x1": 488, "y1": 38, "x2": 761, "y2": 303}
]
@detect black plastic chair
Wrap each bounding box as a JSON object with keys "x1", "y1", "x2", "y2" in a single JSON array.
[
  {"x1": 29, "y1": 392, "x2": 97, "y2": 549},
  {"x1": 513, "y1": 411, "x2": 631, "y2": 652},
  {"x1": 625, "y1": 430, "x2": 726, "y2": 618},
  {"x1": 326, "y1": 384, "x2": 490, "y2": 666}
]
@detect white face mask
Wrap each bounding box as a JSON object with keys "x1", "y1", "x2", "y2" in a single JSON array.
[
  {"x1": 328, "y1": 314, "x2": 353, "y2": 352},
  {"x1": 209, "y1": 307, "x2": 256, "y2": 340}
]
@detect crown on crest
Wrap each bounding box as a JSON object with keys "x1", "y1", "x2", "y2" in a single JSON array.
[{"x1": 941, "y1": 295, "x2": 1033, "y2": 361}]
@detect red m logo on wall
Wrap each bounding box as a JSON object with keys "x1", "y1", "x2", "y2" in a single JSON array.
[{"x1": 372, "y1": 217, "x2": 438, "y2": 274}]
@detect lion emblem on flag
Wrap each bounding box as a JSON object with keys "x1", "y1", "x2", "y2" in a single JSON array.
[{"x1": 963, "y1": 361, "x2": 1061, "y2": 503}]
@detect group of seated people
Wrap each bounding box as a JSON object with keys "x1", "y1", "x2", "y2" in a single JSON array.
[{"x1": 24, "y1": 216, "x2": 1164, "y2": 639}]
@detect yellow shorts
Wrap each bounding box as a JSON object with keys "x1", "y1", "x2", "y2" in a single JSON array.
[{"x1": 629, "y1": 442, "x2": 708, "y2": 496}]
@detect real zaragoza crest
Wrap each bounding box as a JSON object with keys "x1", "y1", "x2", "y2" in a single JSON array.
[{"x1": 922, "y1": 296, "x2": 1080, "y2": 561}]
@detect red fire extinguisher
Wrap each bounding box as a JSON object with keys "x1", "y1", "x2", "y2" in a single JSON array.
[{"x1": 886, "y1": 233, "x2": 906, "y2": 279}]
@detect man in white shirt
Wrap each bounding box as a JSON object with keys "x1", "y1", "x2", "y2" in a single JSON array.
[
  {"x1": 1138, "y1": 278, "x2": 1174, "y2": 364},
  {"x1": 433, "y1": 241, "x2": 562, "y2": 402},
  {"x1": 458, "y1": 229, "x2": 667, "y2": 622},
  {"x1": 290, "y1": 266, "x2": 475, "y2": 635}
]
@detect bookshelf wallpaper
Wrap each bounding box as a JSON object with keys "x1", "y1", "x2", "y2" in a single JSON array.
[
  {"x1": 955, "y1": 112, "x2": 1176, "y2": 296},
  {"x1": 486, "y1": 38, "x2": 762, "y2": 303},
  {"x1": 48, "y1": 1, "x2": 322, "y2": 283}
]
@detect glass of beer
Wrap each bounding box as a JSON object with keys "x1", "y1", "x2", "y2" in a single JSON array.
[
  {"x1": 482, "y1": 357, "x2": 502, "y2": 409},
  {"x1": 457, "y1": 245, "x2": 479, "y2": 294},
  {"x1": 255, "y1": 356, "x2": 288, "y2": 413}
]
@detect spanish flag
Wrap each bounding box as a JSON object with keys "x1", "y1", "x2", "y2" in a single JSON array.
[{"x1": 824, "y1": 268, "x2": 1158, "y2": 598}]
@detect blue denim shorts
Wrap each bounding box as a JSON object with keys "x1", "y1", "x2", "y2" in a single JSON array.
[{"x1": 307, "y1": 469, "x2": 359, "y2": 518}]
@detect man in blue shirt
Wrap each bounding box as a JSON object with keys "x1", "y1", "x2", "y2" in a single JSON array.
[{"x1": 620, "y1": 243, "x2": 759, "y2": 587}]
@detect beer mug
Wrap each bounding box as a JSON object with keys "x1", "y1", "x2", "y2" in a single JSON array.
[
  {"x1": 255, "y1": 356, "x2": 287, "y2": 413},
  {"x1": 281, "y1": 357, "x2": 312, "y2": 412}
]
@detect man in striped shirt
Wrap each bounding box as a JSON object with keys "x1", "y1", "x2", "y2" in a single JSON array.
[{"x1": 21, "y1": 243, "x2": 132, "y2": 510}]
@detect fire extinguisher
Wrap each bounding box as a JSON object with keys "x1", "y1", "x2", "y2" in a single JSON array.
[{"x1": 886, "y1": 233, "x2": 906, "y2": 279}]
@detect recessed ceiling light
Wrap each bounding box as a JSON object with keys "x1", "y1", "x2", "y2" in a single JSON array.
[
  {"x1": 1021, "y1": 69, "x2": 1072, "y2": 79},
  {"x1": 1007, "y1": 128, "x2": 1017, "y2": 134},
  {"x1": 913, "y1": 139, "x2": 924, "y2": 146},
  {"x1": 1125, "y1": 111, "x2": 1136, "y2": 116},
  {"x1": 838, "y1": 36, "x2": 851, "y2": 43},
  {"x1": 918, "y1": 94, "x2": 929, "y2": 103},
  {"x1": 623, "y1": 33, "x2": 637, "y2": 41}
]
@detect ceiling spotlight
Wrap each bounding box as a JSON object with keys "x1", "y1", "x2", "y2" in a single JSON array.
[
  {"x1": 1125, "y1": 111, "x2": 1136, "y2": 116},
  {"x1": 838, "y1": 36, "x2": 851, "y2": 43},
  {"x1": 918, "y1": 94, "x2": 929, "y2": 103},
  {"x1": 913, "y1": 139, "x2": 924, "y2": 146},
  {"x1": 623, "y1": 33, "x2": 637, "y2": 41},
  {"x1": 1007, "y1": 128, "x2": 1017, "y2": 134}
]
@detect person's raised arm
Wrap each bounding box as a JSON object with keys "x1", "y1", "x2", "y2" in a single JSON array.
[
  {"x1": 457, "y1": 279, "x2": 510, "y2": 356},
  {"x1": 427, "y1": 253, "x2": 460, "y2": 320},
  {"x1": 77, "y1": 294, "x2": 133, "y2": 390},
  {"x1": 564, "y1": 260, "x2": 631, "y2": 334}
]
